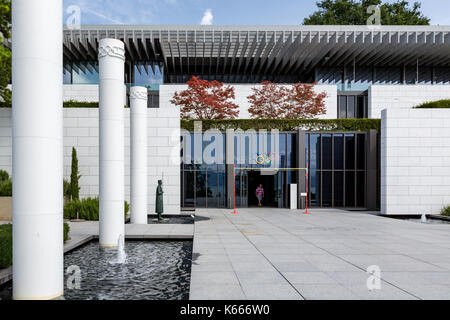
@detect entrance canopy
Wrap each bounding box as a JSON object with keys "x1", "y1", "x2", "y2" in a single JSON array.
[{"x1": 63, "y1": 25, "x2": 450, "y2": 80}]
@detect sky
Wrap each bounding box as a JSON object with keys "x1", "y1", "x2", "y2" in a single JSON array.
[{"x1": 62, "y1": 0, "x2": 450, "y2": 26}]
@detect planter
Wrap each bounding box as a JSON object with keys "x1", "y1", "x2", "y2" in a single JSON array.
[{"x1": 0, "y1": 197, "x2": 12, "y2": 222}]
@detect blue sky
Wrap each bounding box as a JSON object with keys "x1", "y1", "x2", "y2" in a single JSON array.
[{"x1": 63, "y1": 0, "x2": 450, "y2": 26}]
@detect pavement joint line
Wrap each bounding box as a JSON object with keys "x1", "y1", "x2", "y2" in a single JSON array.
[
  {"x1": 222, "y1": 211, "x2": 306, "y2": 300},
  {"x1": 253, "y1": 211, "x2": 422, "y2": 300}
]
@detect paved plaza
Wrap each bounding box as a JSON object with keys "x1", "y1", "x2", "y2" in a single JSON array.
[{"x1": 190, "y1": 208, "x2": 450, "y2": 300}]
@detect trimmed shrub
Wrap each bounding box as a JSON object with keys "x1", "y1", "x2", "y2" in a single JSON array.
[
  {"x1": 0, "y1": 179, "x2": 12, "y2": 197},
  {"x1": 415, "y1": 100, "x2": 450, "y2": 109},
  {"x1": 180, "y1": 118, "x2": 381, "y2": 132},
  {"x1": 125, "y1": 201, "x2": 130, "y2": 217},
  {"x1": 64, "y1": 222, "x2": 70, "y2": 243},
  {"x1": 0, "y1": 224, "x2": 12, "y2": 268},
  {"x1": 70, "y1": 147, "x2": 81, "y2": 201},
  {"x1": 64, "y1": 197, "x2": 129, "y2": 221},
  {"x1": 0, "y1": 170, "x2": 9, "y2": 183},
  {"x1": 441, "y1": 206, "x2": 450, "y2": 217}
]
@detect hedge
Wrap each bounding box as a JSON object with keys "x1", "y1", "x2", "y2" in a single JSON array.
[
  {"x1": 0, "y1": 224, "x2": 12, "y2": 268},
  {"x1": 415, "y1": 100, "x2": 450, "y2": 109},
  {"x1": 180, "y1": 119, "x2": 381, "y2": 132},
  {"x1": 64, "y1": 197, "x2": 130, "y2": 221}
]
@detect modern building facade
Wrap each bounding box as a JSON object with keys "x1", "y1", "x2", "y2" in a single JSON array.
[{"x1": 2, "y1": 25, "x2": 450, "y2": 215}]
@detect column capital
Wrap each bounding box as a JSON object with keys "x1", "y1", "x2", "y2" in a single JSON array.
[
  {"x1": 130, "y1": 86, "x2": 148, "y2": 101},
  {"x1": 98, "y1": 38, "x2": 125, "y2": 61}
]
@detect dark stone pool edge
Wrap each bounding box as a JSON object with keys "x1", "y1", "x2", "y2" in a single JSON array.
[{"x1": 0, "y1": 233, "x2": 194, "y2": 289}]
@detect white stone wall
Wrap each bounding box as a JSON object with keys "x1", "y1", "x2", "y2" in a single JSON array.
[
  {"x1": 381, "y1": 108, "x2": 450, "y2": 215},
  {"x1": 63, "y1": 84, "x2": 99, "y2": 102},
  {"x1": 0, "y1": 104, "x2": 181, "y2": 215},
  {"x1": 370, "y1": 85, "x2": 450, "y2": 118},
  {"x1": 162, "y1": 84, "x2": 337, "y2": 119}
]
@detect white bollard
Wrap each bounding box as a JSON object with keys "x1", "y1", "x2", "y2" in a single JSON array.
[
  {"x1": 98, "y1": 38, "x2": 125, "y2": 247},
  {"x1": 12, "y1": 0, "x2": 63, "y2": 300},
  {"x1": 130, "y1": 87, "x2": 148, "y2": 224}
]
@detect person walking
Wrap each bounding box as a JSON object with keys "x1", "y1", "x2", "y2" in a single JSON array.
[{"x1": 255, "y1": 184, "x2": 264, "y2": 207}]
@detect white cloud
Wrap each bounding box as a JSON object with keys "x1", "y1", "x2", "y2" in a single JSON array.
[{"x1": 200, "y1": 8, "x2": 213, "y2": 25}]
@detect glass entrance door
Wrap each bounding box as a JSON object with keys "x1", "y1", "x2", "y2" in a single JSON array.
[{"x1": 235, "y1": 169, "x2": 248, "y2": 208}]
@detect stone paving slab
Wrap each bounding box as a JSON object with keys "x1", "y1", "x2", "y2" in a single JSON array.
[
  {"x1": 189, "y1": 208, "x2": 450, "y2": 300},
  {"x1": 68, "y1": 221, "x2": 194, "y2": 240}
]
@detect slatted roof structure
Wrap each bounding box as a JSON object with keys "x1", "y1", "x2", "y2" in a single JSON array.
[{"x1": 63, "y1": 25, "x2": 450, "y2": 82}]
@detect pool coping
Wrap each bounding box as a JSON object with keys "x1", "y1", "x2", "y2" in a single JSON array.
[{"x1": 0, "y1": 224, "x2": 194, "y2": 288}]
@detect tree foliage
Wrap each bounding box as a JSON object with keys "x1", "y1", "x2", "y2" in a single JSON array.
[
  {"x1": 0, "y1": 0, "x2": 11, "y2": 108},
  {"x1": 247, "y1": 82, "x2": 327, "y2": 119},
  {"x1": 171, "y1": 76, "x2": 240, "y2": 120},
  {"x1": 303, "y1": 0, "x2": 430, "y2": 25}
]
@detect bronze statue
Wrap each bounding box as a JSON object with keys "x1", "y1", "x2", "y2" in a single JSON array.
[{"x1": 155, "y1": 179, "x2": 164, "y2": 221}]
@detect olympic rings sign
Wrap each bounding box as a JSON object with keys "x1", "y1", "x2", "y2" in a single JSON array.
[{"x1": 254, "y1": 152, "x2": 277, "y2": 165}]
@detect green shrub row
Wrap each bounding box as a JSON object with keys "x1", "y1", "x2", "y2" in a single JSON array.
[
  {"x1": 441, "y1": 206, "x2": 450, "y2": 217},
  {"x1": 415, "y1": 100, "x2": 450, "y2": 109},
  {"x1": 0, "y1": 224, "x2": 12, "y2": 268},
  {"x1": 181, "y1": 118, "x2": 381, "y2": 132},
  {"x1": 1, "y1": 101, "x2": 130, "y2": 109},
  {"x1": 64, "y1": 197, "x2": 130, "y2": 221},
  {"x1": 0, "y1": 223, "x2": 70, "y2": 269}
]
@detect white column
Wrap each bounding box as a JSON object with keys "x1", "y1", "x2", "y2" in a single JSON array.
[
  {"x1": 12, "y1": 0, "x2": 63, "y2": 300},
  {"x1": 98, "y1": 39, "x2": 125, "y2": 247},
  {"x1": 130, "y1": 87, "x2": 148, "y2": 224}
]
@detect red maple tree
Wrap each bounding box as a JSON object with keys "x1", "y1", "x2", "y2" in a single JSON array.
[
  {"x1": 247, "y1": 81, "x2": 327, "y2": 119},
  {"x1": 171, "y1": 76, "x2": 240, "y2": 120},
  {"x1": 247, "y1": 81, "x2": 291, "y2": 119}
]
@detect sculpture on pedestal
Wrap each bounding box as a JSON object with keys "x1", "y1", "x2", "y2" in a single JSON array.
[{"x1": 155, "y1": 180, "x2": 164, "y2": 221}]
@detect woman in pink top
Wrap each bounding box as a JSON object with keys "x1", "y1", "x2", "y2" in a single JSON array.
[{"x1": 255, "y1": 184, "x2": 264, "y2": 207}]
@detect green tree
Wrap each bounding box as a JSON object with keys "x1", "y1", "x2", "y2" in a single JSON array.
[
  {"x1": 0, "y1": 0, "x2": 11, "y2": 108},
  {"x1": 303, "y1": 0, "x2": 430, "y2": 25},
  {"x1": 70, "y1": 147, "x2": 81, "y2": 201}
]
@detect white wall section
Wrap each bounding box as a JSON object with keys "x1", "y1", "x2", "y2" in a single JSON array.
[
  {"x1": 370, "y1": 85, "x2": 450, "y2": 118},
  {"x1": 381, "y1": 108, "x2": 450, "y2": 215}
]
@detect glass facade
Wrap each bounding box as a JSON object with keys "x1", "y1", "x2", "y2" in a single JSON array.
[
  {"x1": 233, "y1": 132, "x2": 297, "y2": 208},
  {"x1": 306, "y1": 133, "x2": 367, "y2": 208},
  {"x1": 180, "y1": 131, "x2": 370, "y2": 210},
  {"x1": 180, "y1": 133, "x2": 227, "y2": 208}
]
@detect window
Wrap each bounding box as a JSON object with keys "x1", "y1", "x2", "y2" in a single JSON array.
[
  {"x1": 181, "y1": 133, "x2": 227, "y2": 208},
  {"x1": 307, "y1": 133, "x2": 367, "y2": 208},
  {"x1": 338, "y1": 95, "x2": 368, "y2": 119}
]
